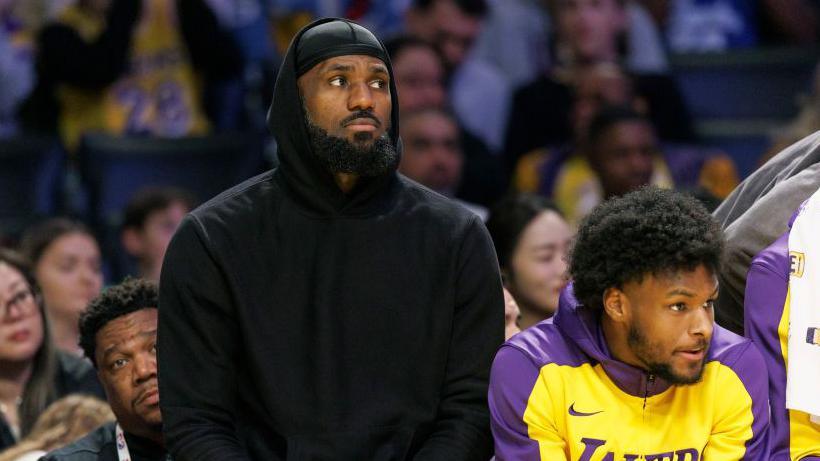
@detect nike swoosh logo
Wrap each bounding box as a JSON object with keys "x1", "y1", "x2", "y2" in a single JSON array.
[{"x1": 568, "y1": 402, "x2": 604, "y2": 417}]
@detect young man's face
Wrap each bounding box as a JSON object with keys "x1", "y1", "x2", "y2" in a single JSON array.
[
  {"x1": 618, "y1": 264, "x2": 718, "y2": 384},
  {"x1": 298, "y1": 55, "x2": 392, "y2": 147},
  {"x1": 95, "y1": 308, "x2": 161, "y2": 439}
]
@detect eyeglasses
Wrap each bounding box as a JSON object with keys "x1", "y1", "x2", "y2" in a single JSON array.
[{"x1": 3, "y1": 288, "x2": 36, "y2": 318}]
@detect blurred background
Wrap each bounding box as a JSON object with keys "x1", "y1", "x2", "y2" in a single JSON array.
[{"x1": 1, "y1": 0, "x2": 819, "y2": 284}]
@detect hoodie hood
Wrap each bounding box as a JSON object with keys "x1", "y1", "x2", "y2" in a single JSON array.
[
  {"x1": 266, "y1": 18, "x2": 402, "y2": 216},
  {"x1": 553, "y1": 283, "x2": 675, "y2": 397}
]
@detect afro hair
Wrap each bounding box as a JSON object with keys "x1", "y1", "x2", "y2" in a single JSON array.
[
  {"x1": 79, "y1": 277, "x2": 158, "y2": 367},
  {"x1": 569, "y1": 186, "x2": 724, "y2": 311}
]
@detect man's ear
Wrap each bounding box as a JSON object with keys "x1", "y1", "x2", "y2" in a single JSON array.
[
  {"x1": 121, "y1": 228, "x2": 144, "y2": 257},
  {"x1": 602, "y1": 286, "x2": 628, "y2": 323}
]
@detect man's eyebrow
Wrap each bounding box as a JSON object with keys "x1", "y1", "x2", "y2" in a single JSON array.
[
  {"x1": 101, "y1": 329, "x2": 158, "y2": 360},
  {"x1": 666, "y1": 285, "x2": 719, "y2": 298},
  {"x1": 323, "y1": 63, "x2": 354, "y2": 73},
  {"x1": 370, "y1": 64, "x2": 388, "y2": 74}
]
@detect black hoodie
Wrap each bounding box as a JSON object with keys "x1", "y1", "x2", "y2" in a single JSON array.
[{"x1": 157, "y1": 18, "x2": 503, "y2": 461}]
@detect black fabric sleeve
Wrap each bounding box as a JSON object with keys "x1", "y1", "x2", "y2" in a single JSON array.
[
  {"x1": 177, "y1": 0, "x2": 243, "y2": 81},
  {"x1": 37, "y1": 0, "x2": 141, "y2": 89},
  {"x1": 413, "y1": 216, "x2": 505, "y2": 460},
  {"x1": 157, "y1": 217, "x2": 251, "y2": 461}
]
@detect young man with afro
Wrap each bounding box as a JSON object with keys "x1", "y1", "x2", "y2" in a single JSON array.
[{"x1": 489, "y1": 187, "x2": 771, "y2": 460}]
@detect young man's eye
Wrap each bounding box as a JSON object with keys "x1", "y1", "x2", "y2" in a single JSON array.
[
  {"x1": 703, "y1": 299, "x2": 716, "y2": 310},
  {"x1": 369, "y1": 79, "x2": 386, "y2": 89},
  {"x1": 329, "y1": 77, "x2": 346, "y2": 86},
  {"x1": 112, "y1": 358, "x2": 128, "y2": 370},
  {"x1": 670, "y1": 303, "x2": 687, "y2": 312}
]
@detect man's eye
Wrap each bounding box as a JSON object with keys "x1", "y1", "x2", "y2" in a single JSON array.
[
  {"x1": 150, "y1": 344, "x2": 157, "y2": 355},
  {"x1": 329, "y1": 77, "x2": 346, "y2": 86},
  {"x1": 112, "y1": 358, "x2": 128, "y2": 370},
  {"x1": 670, "y1": 303, "x2": 687, "y2": 312},
  {"x1": 704, "y1": 299, "x2": 716, "y2": 310},
  {"x1": 369, "y1": 79, "x2": 386, "y2": 89}
]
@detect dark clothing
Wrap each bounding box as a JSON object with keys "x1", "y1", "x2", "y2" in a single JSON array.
[
  {"x1": 158, "y1": 17, "x2": 503, "y2": 461},
  {"x1": 0, "y1": 352, "x2": 104, "y2": 450},
  {"x1": 20, "y1": 0, "x2": 241, "y2": 133},
  {"x1": 503, "y1": 73, "x2": 696, "y2": 169},
  {"x1": 456, "y1": 129, "x2": 508, "y2": 207},
  {"x1": 41, "y1": 422, "x2": 168, "y2": 461}
]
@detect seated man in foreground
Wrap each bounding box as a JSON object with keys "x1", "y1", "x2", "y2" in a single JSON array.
[
  {"x1": 43, "y1": 278, "x2": 167, "y2": 461},
  {"x1": 489, "y1": 187, "x2": 770, "y2": 460}
]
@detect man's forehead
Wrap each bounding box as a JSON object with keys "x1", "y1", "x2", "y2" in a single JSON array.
[
  {"x1": 314, "y1": 55, "x2": 388, "y2": 73},
  {"x1": 97, "y1": 309, "x2": 158, "y2": 348}
]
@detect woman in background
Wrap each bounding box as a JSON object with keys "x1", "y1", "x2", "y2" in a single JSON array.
[
  {"x1": 487, "y1": 194, "x2": 572, "y2": 331},
  {"x1": 20, "y1": 219, "x2": 102, "y2": 356},
  {"x1": 0, "y1": 249, "x2": 102, "y2": 451}
]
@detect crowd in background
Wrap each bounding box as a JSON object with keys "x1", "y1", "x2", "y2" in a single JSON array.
[{"x1": 1, "y1": 0, "x2": 820, "y2": 458}]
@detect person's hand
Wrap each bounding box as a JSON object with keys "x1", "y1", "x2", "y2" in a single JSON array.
[{"x1": 503, "y1": 288, "x2": 521, "y2": 340}]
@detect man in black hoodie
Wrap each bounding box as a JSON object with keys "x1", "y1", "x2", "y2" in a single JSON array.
[{"x1": 157, "y1": 18, "x2": 503, "y2": 460}]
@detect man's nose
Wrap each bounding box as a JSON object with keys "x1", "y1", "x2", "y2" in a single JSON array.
[
  {"x1": 133, "y1": 352, "x2": 157, "y2": 383},
  {"x1": 348, "y1": 82, "x2": 375, "y2": 111}
]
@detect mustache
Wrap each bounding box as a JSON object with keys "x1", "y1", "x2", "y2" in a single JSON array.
[{"x1": 340, "y1": 111, "x2": 381, "y2": 127}]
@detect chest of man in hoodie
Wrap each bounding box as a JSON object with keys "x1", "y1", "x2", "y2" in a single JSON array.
[{"x1": 158, "y1": 170, "x2": 503, "y2": 459}]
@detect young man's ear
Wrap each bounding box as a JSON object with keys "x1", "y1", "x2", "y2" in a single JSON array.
[
  {"x1": 121, "y1": 228, "x2": 144, "y2": 257},
  {"x1": 602, "y1": 286, "x2": 628, "y2": 323}
]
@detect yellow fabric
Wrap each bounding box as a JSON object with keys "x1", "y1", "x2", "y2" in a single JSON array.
[
  {"x1": 57, "y1": 0, "x2": 209, "y2": 151},
  {"x1": 552, "y1": 155, "x2": 674, "y2": 228},
  {"x1": 523, "y1": 362, "x2": 755, "y2": 460},
  {"x1": 512, "y1": 149, "x2": 550, "y2": 193},
  {"x1": 780, "y1": 289, "x2": 820, "y2": 460}
]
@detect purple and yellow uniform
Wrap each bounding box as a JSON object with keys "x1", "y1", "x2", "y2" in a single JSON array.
[
  {"x1": 745, "y1": 230, "x2": 820, "y2": 460},
  {"x1": 490, "y1": 285, "x2": 770, "y2": 460}
]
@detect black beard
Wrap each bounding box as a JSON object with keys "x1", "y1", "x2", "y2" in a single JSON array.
[
  {"x1": 304, "y1": 117, "x2": 398, "y2": 178},
  {"x1": 627, "y1": 322, "x2": 706, "y2": 385}
]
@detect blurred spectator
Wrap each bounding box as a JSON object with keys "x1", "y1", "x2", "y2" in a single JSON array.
[
  {"x1": 385, "y1": 35, "x2": 507, "y2": 205},
  {"x1": 385, "y1": 35, "x2": 446, "y2": 112},
  {"x1": 0, "y1": 0, "x2": 36, "y2": 138},
  {"x1": 472, "y1": 0, "x2": 668, "y2": 90},
  {"x1": 398, "y1": 108, "x2": 488, "y2": 219},
  {"x1": 43, "y1": 278, "x2": 165, "y2": 460},
  {"x1": 404, "y1": 0, "x2": 511, "y2": 153},
  {"x1": 546, "y1": 106, "x2": 674, "y2": 226},
  {"x1": 0, "y1": 395, "x2": 113, "y2": 461},
  {"x1": 486, "y1": 194, "x2": 571, "y2": 330},
  {"x1": 21, "y1": 0, "x2": 243, "y2": 151},
  {"x1": 202, "y1": 0, "x2": 277, "y2": 130},
  {"x1": 0, "y1": 249, "x2": 103, "y2": 452},
  {"x1": 504, "y1": 0, "x2": 694, "y2": 166},
  {"x1": 120, "y1": 187, "x2": 196, "y2": 283},
  {"x1": 502, "y1": 288, "x2": 521, "y2": 340},
  {"x1": 19, "y1": 219, "x2": 102, "y2": 356}
]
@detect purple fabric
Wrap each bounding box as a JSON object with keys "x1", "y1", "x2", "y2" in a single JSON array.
[
  {"x1": 710, "y1": 328, "x2": 772, "y2": 460},
  {"x1": 488, "y1": 346, "x2": 543, "y2": 460},
  {"x1": 744, "y1": 232, "x2": 794, "y2": 460}
]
